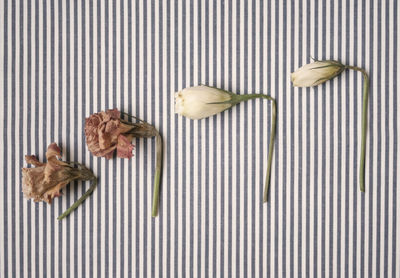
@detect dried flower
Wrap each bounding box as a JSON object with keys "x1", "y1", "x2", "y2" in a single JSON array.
[
  {"x1": 22, "y1": 143, "x2": 97, "y2": 220},
  {"x1": 291, "y1": 60, "x2": 345, "y2": 87},
  {"x1": 175, "y1": 85, "x2": 232, "y2": 119},
  {"x1": 85, "y1": 109, "x2": 163, "y2": 217},
  {"x1": 175, "y1": 85, "x2": 277, "y2": 203},
  {"x1": 85, "y1": 108, "x2": 135, "y2": 159},
  {"x1": 292, "y1": 58, "x2": 369, "y2": 192}
]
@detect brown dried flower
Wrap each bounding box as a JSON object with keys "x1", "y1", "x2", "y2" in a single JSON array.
[
  {"x1": 85, "y1": 108, "x2": 136, "y2": 159},
  {"x1": 85, "y1": 108, "x2": 158, "y2": 159},
  {"x1": 22, "y1": 143, "x2": 97, "y2": 219},
  {"x1": 22, "y1": 143, "x2": 95, "y2": 203}
]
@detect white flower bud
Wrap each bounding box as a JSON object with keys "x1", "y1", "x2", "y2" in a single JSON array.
[
  {"x1": 175, "y1": 85, "x2": 233, "y2": 119},
  {"x1": 291, "y1": 60, "x2": 345, "y2": 87}
]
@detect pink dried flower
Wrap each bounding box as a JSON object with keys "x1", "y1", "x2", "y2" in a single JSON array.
[
  {"x1": 85, "y1": 109, "x2": 163, "y2": 217},
  {"x1": 85, "y1": 108, "x2": 136, "y2": 159},
  {"x1": 22, "y1": 143, "x2": 97, "y2": 220}
]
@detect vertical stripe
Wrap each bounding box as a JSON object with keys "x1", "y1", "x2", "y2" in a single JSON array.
[
  {"x1": 383, "y1": 1, "x2": 390, "y2": 276},
  {"x1": 17, "y1": 0, "x2": 24, "y2": 275},
  {"x1": 96, "y1": 0, "x2": 101, "y2": 276},
  {"x1": 2, "y1": 0, "x2": 8, "y2": 276},
  {"x1": 392, "y1": 1, "x2": 398, "y2": 277},
  {"x1": 80, "y1": 0, "x2": 86, "y2": 274},
  {"x1": 33, "y1": 0, "x2": 40, "y2": 276},
  {"x1": 72, "y1": 0, "x2": 78, "y2": 276},
  {"x1": 273, "y1": 0, "x2": 279, "y2": 275},
  {"x1": 353, "y1": 1, "x2": 360, "y2": 277},
  {"x1": 0, "y1": 0, "x2": 3, "y2": 272},
  {"x1": 367, "y1": 0, "x2": 374, "y2": 275},
  {"x1": 259, "y1": 0, "x2": 265, "y2": 276},
  {"x1": 10, "y1": 0, "x2": 16, "y2": 275},
  {"x1": 127, "y1": 0, "x2": 133, "y2": 276},
  {"x1": 305, "y1": 0, "x2": 311, "y2": 275},
  {"x1": 88, "y1": 1, "x2": 94, "y2": 277},
  {"x1": 134, "y1": 1, "x2": 140, "y2": 276},
  {"x1": 344, "y1": 1, "x2": 350, "y2": 276},
  {"x1": 172, "y1": 0, "x2": 178, "y2": 276}
]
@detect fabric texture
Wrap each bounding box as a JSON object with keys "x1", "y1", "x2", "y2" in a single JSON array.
[{"x1": 0, "y1": 0, "x2": 399, "y2": 277}]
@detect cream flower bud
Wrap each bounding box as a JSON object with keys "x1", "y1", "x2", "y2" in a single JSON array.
[
  {"x1": 174, "y1": 84, "x2": 278, "y2": 203},
  {"x1": 291, "y1": 60, "x2": 345, "y2": 87},
  {"x1": 175, "y1": 85, "x2": 233, "y2": 119}
]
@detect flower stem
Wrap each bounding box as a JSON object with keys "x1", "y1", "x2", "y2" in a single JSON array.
[
  {"x1": 152, "y1": 132, "x2": 163, "y2": 217},
  {"x1": 263, "y1": 96, "x2": 277, "y2": 202},
  {"x1": 57, "y1": 178, "x2": 98, "y2": 220},
  {"x1": 346, "y1": 65, "x2": 369, "y2": 192},
  {"x1": 123, "y1": 112, "x2": 163, "y2": 217},
  {"x1": 232, "y1": 93, "x2": 277, "y2": 202}
]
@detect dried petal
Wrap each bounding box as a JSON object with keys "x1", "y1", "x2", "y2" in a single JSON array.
[
  {"x1": 21, "y1": 143, "x2": 91, "y2": 204},
  {"x1": 25, "y1": 155, "x2": 45, "y2": 167},
  {"x1": 117, "y1": 135, "x2": 135, "y2": 159},
  {"x1": 85, "y1": 108, "x2": 135, "y2": 159}
]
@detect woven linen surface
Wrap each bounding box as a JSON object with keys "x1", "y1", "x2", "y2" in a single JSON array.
[{"x1": 0, "y1": 0, "x2": 399, "y2": 277}]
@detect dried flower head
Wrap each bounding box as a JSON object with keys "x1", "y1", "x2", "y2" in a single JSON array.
[
  {"x1": 85, "y1": 108, "x2": 159, "y2": 159},
  {"x1": 291, "y1": 60, "x2": 345, "y2": 87},
  {"x1": 175, "y1": 85, "x2": 233, "y2": 119},
  {"x1": 292, "y1": 58, "x2": 370, "y2": 193},
  {"x1": 22, "y1": 143, "x2": 95, "y2": 204},
  {"x1": 85, "y1": 108, "x2": 135, "y2": 159},
  {"x1": 85, "y1": 108, "x2": 163, "y2": 217},
  {"x1": 175, "y1": 85, "x2": 277, "y2": 203}
]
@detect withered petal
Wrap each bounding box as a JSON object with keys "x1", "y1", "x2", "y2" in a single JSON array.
[
  {"x1": 85, "y1": 108, "x2": 139, "y2": 159},
  {"x1": 22, "y1": 143, "x2": 78, "y2": 204},
  {"x1": 25, "y1": 155, "x2": 45, "y2": 167},
  {"x1": 42, "y1": 181, "x2": 69, "y2": 204},
  {"x1": 46, "y1": 142, "x2": 62, "y2": 160},
  {"x1": 117, "y1": 135, "x2": 134, "y2": 159},
  {"x1": 106, "y1": 108, "x2": 121, "y2": 119}
]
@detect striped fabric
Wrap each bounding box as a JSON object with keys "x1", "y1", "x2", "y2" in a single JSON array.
[{"x1": 1, "y1": 0, "x2": 399, "y2": 277}]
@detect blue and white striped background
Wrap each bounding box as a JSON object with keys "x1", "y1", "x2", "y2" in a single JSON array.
[{"x1": 1, "y1": 0, "x2": 399, "y2": 277}]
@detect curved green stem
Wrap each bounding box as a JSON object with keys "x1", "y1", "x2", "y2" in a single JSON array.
[
  {"x1": 232, "y1": 93, "x2": 277, "y2": 202},
  {"x1": 123, "y1": 112, "x2": 163, "y2": 216},
  {"x1": 263, "y1": 96, "x2": 277, "y2": 202},
  {"x1": 346, "y1": 65, "x2": 369, "y2": 192},
  {"x1": 152, "y1": 131, "x2": 163, "y2": 217},
  {"x1": 57, "y1": 178, "x2": 98, "y2": 220}
]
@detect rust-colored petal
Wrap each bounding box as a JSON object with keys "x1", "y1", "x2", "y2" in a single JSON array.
[
  {"x1": 116, "y1": 134, "x2": 134, "y2": 159},
  {"x1": 25, "y1": 155, "x2": 45, "y2": 167},
  {"x1": 106, "y1": 108, "x2": 121, "y2": 119},
  {"x1": 22, "y1": 167, "x2": 45, "y2": 201},
  {"x1": 46, "y1": 143, "x2": 68, "y2": 166},
  {"x1": 46, "y1": 142, "x2": 62, "y2": 160},
  {"x1": 85, "y1": 108, "x2": 133, "y2": 159},
  {"x1": 86, "y1": 120, "x2": 117, "y2": 159},
  {"x1": 98, "y1": 119, "x2": 120, "y2": 149}
]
